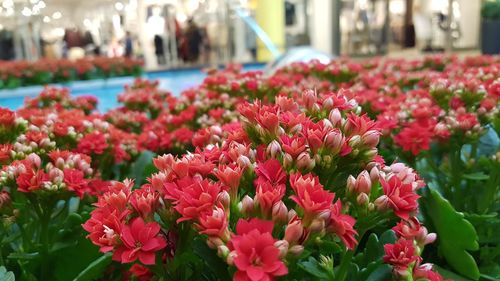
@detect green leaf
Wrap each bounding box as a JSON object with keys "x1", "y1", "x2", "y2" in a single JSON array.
[
  {"x1": 299, "y1": 257, "x2": 331, "y2": 280},
  {"x1": 433, "y1": 265, "x2": 473, "y2": 281},
  {"x1": 192, "y1": 239, "x2": 232, "y2": 281},
  {"x1": 0, "y1": 272, "x2": 15, "y2": 281},
  {"x1": 463, "y1": 172, "x2": 490, "y2": 181},
  {"x1": 130, "y1": 150, "x2": 156, "y2": 186},
  {"x1": 7, "y1": 252, "x2": 39, "y2": 260},
  {"x1": 422, "y1": 189, "x2": 480, "y2": 280},
  {"x1": 73, "y1": 253, "x2": 112, "y2": 281},
  {"x1": 365, "y1": 264, "x2": 392, "y2": 281},
  {"x1": 0, "y1": 266, "x2": 15, "y2": 281}
]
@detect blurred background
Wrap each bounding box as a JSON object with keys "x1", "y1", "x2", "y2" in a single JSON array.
[{"x1": 0, "y1": 0, "x2": 494, "y2": 70}]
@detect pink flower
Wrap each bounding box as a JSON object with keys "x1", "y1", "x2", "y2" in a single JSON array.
[
  {"x1": 167, "y1": 178, "x2": 222, "y2": 223},
  {"x1": 327, "y1": 201, "x2": 358, "y2": 250},
  {"x1": 394, "y1": 123, "x2": 433, "y2": 155},
  {"x1": 229, "y1": 219, "x2": 288, "y2": 281},
  {"x1": 77, "y1": 131, "x2": 108, "y2": 155},
  {"x1": 214, "y1": 164, "x2": 244, "y2": 198},
  {"x1": 63, "y1": 168, "x2": 88, "y2": 198},
  {"x1": 130, "y1": 184, "x2": 160, "y2": 219},
  {"x1": 16, "y1": 169, "x2": 48, "y2": 193},
  {"x1": 377, "y1": 176, "x2": 420, "y2": 220},
  {"x1": 392, "y1": 218, "x2": 436, "y2": 247},
  {"x1": 83, "y1": 209, "x2": 124, "y2": 253},
  {"x1": 196, "y1": 206, "x2": 229, "y2": 240},
  {"x1": 114, "y1": 217, "x2": 166, "y2": 265},
  {"x1": 254, "y1": 159, "x2": 287, "y2": 187},
  {"x1": 0, "y1": 107, "x2": 15, "y2": 127},
  {"x1": 289, "y1": 173, "x2": 335, "y2": 224},
  {"x1": 383, "y1": 238, "x2": 419, "y2": 271}
]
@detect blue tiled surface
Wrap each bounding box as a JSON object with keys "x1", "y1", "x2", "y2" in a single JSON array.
[{"x1": 0, "y1": 64, "x2": 264, "y2": 112}]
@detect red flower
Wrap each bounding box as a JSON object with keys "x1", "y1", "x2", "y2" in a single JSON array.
[
  {"x1": 377, "y1": 176, "x2": 420, "y2": 220},
  {"x1": 383, "y1": 238, "x2": 419, "y2": 270},
  {"x1": 229, "y1": 219, "x2": 288, "y2": 281},
  {"x1": 289, "y1": 173, "x2": 334, "y2": 223},
  {"x1": 166, "y1": 178, "x2": 221, "y2": 223},
  {"x1": 0, "y1": 107, "x2": 15, "y2": 127},
  {"x1": 196, "y1": 206, "x2": 229, "y2": 240},
  {"x1": 394, "y1": 123, "x2": 433, "y2": 155},
  {"x1": 63, "y1": 168, "x2": 88, "y2": 198},
  {"x1": 255, "y1": 181, "x2": 286, "y2": 217},
  {"x1": 77, "y1": 131, "x2": 108, "y2": 155},
  {"x1": 254, "y1": 159, "x2": 287, "y2": 187},
  {"x1": 130, "y1": 264, "x2": 153, "y2": 281},
  {"x1": 280, "y1": 135, "x2": 307, "y2": 158},
  {"x1": 114, "y1": 217, "x2": 166, "y2": 265},
  {"x1": 130, "y1": 185, "x2": 160, "y2": 219},
  {"x1": 0, "y1": 144, "x2": 12, "y2": 164},
  {"x1": 83, "y1": 209, "x2": 124, "y2": 253},
  {"x1": 16, "y1": 169, "x2": 48, "y2": 193},
  {"x1": 214, "y1": 164, "x2": 244, "y2": 198},
  {"x1": 327, "y1": 201, "x2": 358, "y2": 250}
]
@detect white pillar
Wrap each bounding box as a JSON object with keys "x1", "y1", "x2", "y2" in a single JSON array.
[{"x1": 309, "y1": 0, "x2": 333, "y2": 55}]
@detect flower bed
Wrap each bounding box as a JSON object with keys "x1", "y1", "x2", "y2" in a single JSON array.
[
  {"x1": 0, "y1": 57, "x2": 143, "y2": 89},
  {"x1": 0, "y1": 55, "x2": 499, "y2": 281}
]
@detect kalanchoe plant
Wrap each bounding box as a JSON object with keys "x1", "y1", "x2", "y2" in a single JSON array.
[
  {"x1": 0, "y1": 107, "x2": 113, "y2": 280},
  {"x1": 83, "y1": 89, "x2": 444, "y2": 281}
]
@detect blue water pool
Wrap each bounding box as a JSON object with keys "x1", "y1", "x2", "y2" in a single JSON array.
[{"x1": 0, "y1": 64, "x2": 264, "y2": 112}]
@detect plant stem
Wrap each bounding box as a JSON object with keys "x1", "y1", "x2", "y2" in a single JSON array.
[
  {"x1": 335, "y1": 249, "x2": 354, "y2": 281},
  {"x1": 39, "y1": 207, "x2": 51, "y2": 281}
]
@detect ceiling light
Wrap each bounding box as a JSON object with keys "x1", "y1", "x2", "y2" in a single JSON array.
[
  {"x1": 43, "y1": 16, "x2": 51, "y2": 23},
  {"x1": 22, "y1": 7, "x2": 32, "y2": 17},
  {"x1": 30, "y1": 0, "x2": 39, "y2": 4},
  {"x1": 37, "y1": 1, "x2": 46, "y2": 9},
  {"x1": 115, "y1": 2, "x2": 124, "y2": 11},
  {"x1": 2, "y1": 0, "x2": 13, "y2": 9},
  {"x1": 52, "y1": 11, "x2": 62, "y2": 19}
]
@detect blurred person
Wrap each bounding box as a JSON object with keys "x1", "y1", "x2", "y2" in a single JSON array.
[
  {"x1": 154, "y1": 35, "x2": 166, "y2": 65},
  {"x1": 185, "y1": 18, "x2": 202, "y2": 63},
  {"x1": 124, "y1": 31, "x2": 134, "y2": 58}
]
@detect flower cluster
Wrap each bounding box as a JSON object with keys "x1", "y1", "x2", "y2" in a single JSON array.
[
  {"x1": 84, "y1": 88, "x2": 444, "y2": 280},
  {"x1": 0, "y1": 57, "x2": 143, "y2": 89}
]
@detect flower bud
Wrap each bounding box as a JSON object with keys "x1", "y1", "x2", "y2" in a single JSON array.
[
  {"x1": 374, "y1": 195, "x2": 389, "y2": 211},
  {"x1": 328, "y1": 109, "x2": 342, "y2": 126},
  {"x1": 272, "y1": 201, "x2": 288, "y2": 224},
  {"x1": 287, "y1": 209, "x2": 297, "y2": 221},
  {"x1": 302, "y1": 89, "x2": 317, "y2": 110},
  {"x1": 288, "y1": 245, "x2": 304, "y2": 256},
  {"x1": 357, "y1": 192, "x2": 369, "y2": 205},
  {"x1": 216, "y1": 191, "x2": 230, "y2": 210},
  {"x1": 309, "y1": 218, "x2": 325, "y2": 233},
  {"x1": 284, "y1": 219, "x2": 304, "y2": 244},
  {"x1": 217, "y1": 245, "x2": 230, "y2": 258},
  {"x1": 370, "y1": 166, "x2": 380, "y2": 182},
  {"x1": 283, "y1": 153, "x2": 294, "y2": 169},
  {"x1": 226, "y1": 251, "x2": 237, "y2": 265},
  {"x1": 266, "y1": 140, "x2": 282, "y2": 159},
  {"x1": 348, "y1": 135, "x2": 361, "y2": 148},
  {"x1": 347, "y1": 175, "x2": 356, "y2": 193},
  {"x1": 361, "y1": 130, "x2": 380, "y2": 147},
  {"x1": 324, "y1": 130, "x2": 344, "y2": 154},
  {"x1": 296, "y1": 152, "x2": 315, "y2": 171},
  {"x1": 240, "y1": 195, "x2": 254, "y2": 215},
  {"x1": 274, "y1": 240, "x2": 289, "y2": 258},
  {"x1": 27, "y1": 153, "x2": 41, "y2": 168},
  {"x1": 207, "y1": 237, "x2": 224, "y2": 249},
  {"x1": 356, "y1": 170, "x2": 372, "y2": 193},
  {"x1": 237, "y1": 155, "x2": 251, "y2": 169}
]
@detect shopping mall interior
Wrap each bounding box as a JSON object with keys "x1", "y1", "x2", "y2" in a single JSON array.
[{"x1": 0, "y1": 0, "x2": 486, "y2": 69}]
